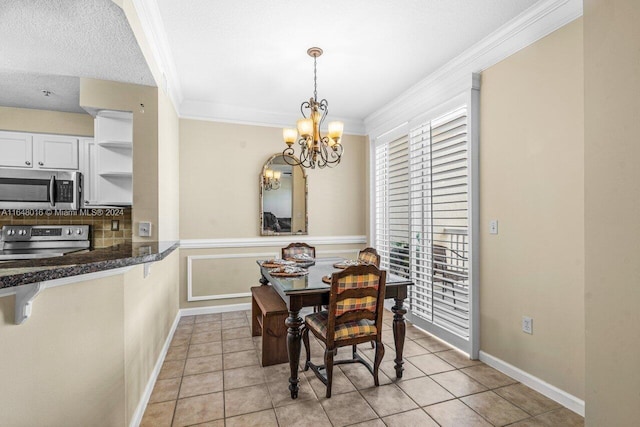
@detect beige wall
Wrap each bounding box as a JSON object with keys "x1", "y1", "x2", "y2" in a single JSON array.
[
  {"x1": 158, "y1": 89, "x2": 180, "y2": 241},
  {"x1": 0, "y1": 106, "x2": 94, "y2": 136},
  {"x1": 479, "y1": 19, "x2": 584, "y2": 399},
  {"x1": 0, "y1": 253, "x2": 179, "y2": 426},
  {"x1": 178, "y1": 119, "x2": 367, "y2": 308},
  {"x1": 584, "y1": 0, "x2": 640, "y2": 424},
  {"x1": 179, "y1": 119, "x2": 367, "y2": 239},
  {"x1": 80, "y1": 78, "x2": 160, "y2": 242}
]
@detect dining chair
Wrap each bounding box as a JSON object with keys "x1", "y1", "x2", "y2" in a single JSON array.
[
  {"x1": 281, "y1": 242, "x2": 316, "y2": 259},
  {"x1": 358, "y1": 247, "x2": 381, "y2": 266},
  {"x1": 302, "y1": 264, "x2": 387, "y2": 398}
]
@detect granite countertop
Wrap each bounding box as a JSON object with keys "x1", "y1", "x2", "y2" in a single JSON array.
[{"x1": 0, "y1": 241, "x2": 178, "y2": 289}]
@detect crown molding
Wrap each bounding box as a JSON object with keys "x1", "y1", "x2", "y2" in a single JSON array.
[
  {"x1": 180, "y1": 99, "x2": 367, "y2": 135},
  {"x1": 131, "y1": 0, "x2": 184, "y2": 108},
  {"x1": 364, "y1": 0, "x2": 583, "y2": 138}
]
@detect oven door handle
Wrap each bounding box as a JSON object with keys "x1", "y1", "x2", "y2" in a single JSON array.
[{"x1": 49, "y1": 175, "x2": 56, "y2": 208}]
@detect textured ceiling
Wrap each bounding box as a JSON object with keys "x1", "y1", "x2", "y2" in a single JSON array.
[
  {"x1": 155, "y1": 0, "x2": 538, "y2": 125},
  {"x1": 0, "y1": 0, "x2": 154, "y2": 114}
]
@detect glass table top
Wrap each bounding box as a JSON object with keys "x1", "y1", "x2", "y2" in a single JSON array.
[{"x1": 258, "y1": 257, "x2": 410, "y2": 294}]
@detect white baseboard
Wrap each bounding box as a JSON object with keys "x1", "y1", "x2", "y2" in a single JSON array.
[
  {"x1": 479, "y1": 351, "x2": 585, "y2": 417},
  {"x1": 180, "y1": 302, "x2": 252, "y2": 316},
  {"x1": 130, "y1": 310, "x2": 182, "y2": 427}
]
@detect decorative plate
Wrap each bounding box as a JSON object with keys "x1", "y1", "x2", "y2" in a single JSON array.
[
  {"x1": 333, "y1": 259, "x2": 369, "y2": 269},
  {"x1": 269, "y1": 266, "x2": 309, "y2": 277},
  {"x1": 322, "y1": 275, "x2": 332, "y2": 284},
  {"x1": 261, "y1": 259, "x2": 295, "y2": 268}
]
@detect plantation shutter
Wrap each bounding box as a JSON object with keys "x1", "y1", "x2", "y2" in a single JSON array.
[
  {"x1": 375, "y1": 135, "x2": 410, "y2": 278},
  {"x1": 409, "y1": 107, "x2": 470, "y2": 339}
]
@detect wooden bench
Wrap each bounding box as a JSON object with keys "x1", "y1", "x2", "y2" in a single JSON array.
[{"x1": 251, "y1": 285, "x2": 289, "y2": 366}]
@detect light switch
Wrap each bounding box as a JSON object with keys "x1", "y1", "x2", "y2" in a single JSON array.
[
  {"x1": 138, "y1": 221, "x2": 152, "y2": 237},
  {"x1": 489, "y1": 220, "x2": 498, "y2": 235}
]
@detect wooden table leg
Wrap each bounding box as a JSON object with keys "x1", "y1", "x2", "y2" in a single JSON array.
[
  {"x1": 392, "y1": 296, "x2": 407, "y2": 378},
  {"x1": 259, "y1": 273, "x2": 269, "y2": 286},
  {"x1": 285, "y1": 308, "x2": 303, "y2": 399}
]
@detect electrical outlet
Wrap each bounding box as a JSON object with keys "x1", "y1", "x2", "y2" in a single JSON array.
[
  {"x1": 489, "y1": 220, "x2": 499, "y2": 234},
  {"x1": 522, "y1": 316, "x2": 533, "y2": 334},
  {"x1": 138, "y1": 221, "x2": 152, "y2": 237}
]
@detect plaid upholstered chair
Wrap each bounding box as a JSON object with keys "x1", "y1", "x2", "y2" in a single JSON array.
[
  {"x1": 302, "y1": 264, "x2": 387, "y2": 398},
  {"x1": 358, "y1": 247, "x2": 381, "y2": 267},
  {"x1": 281, "y1": 242, "x2": 316, "y2": 259}
]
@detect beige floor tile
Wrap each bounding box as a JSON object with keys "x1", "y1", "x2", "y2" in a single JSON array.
[
  {"x1": 223, "y1": 337, "x2": 255, "y2": 353},
  {"x1": 274, "y1": 399, "x2": 332, "y2": 427},
  {"x1": 382, "y1": 408, "x2": 439, "y2": 427},
  {"x1": 158, "y1": 359, "x2": 185, "y2": 380},
  {"x1": 397, "y1": 376, "x2": 455, "y2": 406},
  {"x1": 165, "y1": 345, "x2": 188, "y2": 361},
  {"x1": 461, "y1": 391, "x2": 530, "y2": 426},
  {"x1": 406, "y1": 353, "x2": 455, "y2": 375},
  {"x1": 195, "y1": 313, "x2": 221, "y2": 324},
  {"x1": 461, "y1": 364, "x2": 518, "y2": 389},
  {"x1": 340, "y1": 362, "x2": 392, "y2": 390},
  {"x1": 380, "y1": 358, "x2": 425, "y2": 381},
  {"x1": 223, "y1": 365, "x2": 266, "y2": 390},
  {"x1": 320, "y1": 390, "x2": 378, "y2": 427},
  {"x1": 503, "y1": 419, "x2": 546, "y2": 427},
  {"x1": 223, "y1": 349, "x2": 259, "y2": 369},
  {"x1": 307, "y1": 366, "x2": 357, "y2": 396},
  {"x1": 395, "y1": 340, "x2": 431, "y2": 357},
  {"x1": 222, "y1": 326, "x2": 252, "y2": 341},
  {"x1": 262, "y1": 362, "x2": 292, "y2": 383},
  {"x1": 190, "y1": 330, "x2": 222, "y2": 344},
  {"x1": 172, "y1": 392, "x2": 224, "y2": 426},
  {"x1": 225, "y1": 409, "x2": 278, "y2": 427},
  {"x1": 175, "y1": 324, "x2": 194, "y2": 334},
  {"x1": 222, "y1": 310, "x2": 247, "y2": 320},
  {"x1": 413, "y1": 335, "x2": 453, "y2": 352},
  {"x1": 184, "y1": 354, "x2": 223, "y2": 375},
  {"x1": 222, "y1": 318, "x2": 249, "y2": 329},
  {"x1": 188, "y1": 342, "x2": 223, "y2": 358},
  {"x1": 140, "y1": 400, "x2": 175, "y2": 427},
  {"x1": 170, "y1": 336, "x2": 190, "y2": 348},
  {"x1": 224, "y1": 383, "x2": 273, "y2": 417},
  {"x1": 190, "y1": 420, "x2": 224, "y2": 427},
  {"x1": 268, "y1": 375, "x2": 317, "y2": 407},
  {"x1": 149, "y1": 377, "x2": 181, "y2": 403},
  {"x1": 431, "y1": 370, "x2": 488, "y2": 397},
  {"x1": 173, "y1": 329, "x2": 192, "y2": 341},
  {"x1": 193, "y1": 322, "x2": 222, "y2": 334},
  {"x1": 435, "y1": 349, "x2": 482, "y2": 369},
  {"x1": 360, "y1": 384, "x2": 418, "y2": 417},
  {"x1": 348, "y1": 419, "x2": 386, "y2": 427},
  {"x1": 424, "y1": 399, "x2": 492, "y2": 427},
  {"x1": 494, "y1": 383, "x2": 561, "y2": 416},
  {"x1": 405, "y1": 324, "x2": 431, "y2": 340},
  {"x1": 179, "y1": 371, "x2": 223, "y2": 398},
  {"x1": 534, "y1": 407, "x2": 584, "y2": 426},
  {"x1": 178, "y1": 315, "x2": 195, "y2": 325}
]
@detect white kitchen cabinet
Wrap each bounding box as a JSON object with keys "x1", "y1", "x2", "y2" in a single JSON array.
[
  {"x1": 33, "y1": 134, "x2": 79, "y2": 170},
  {"x1": 0, "y1": 130, "x2": 78, "y2": 170},
  {"x1": 0, "y1": 131, "x2": 33, "y2": 168},
  {"x1": 93, "y1": 110, "x2": 133, "y2": 206},
  {"x1": 80, "y1": 138, "x2": 97, "y2": 205}
]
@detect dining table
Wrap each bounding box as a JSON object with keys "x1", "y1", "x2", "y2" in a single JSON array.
[{"x1": 257, "y1": 257, "x2": 413, "y2": 399}]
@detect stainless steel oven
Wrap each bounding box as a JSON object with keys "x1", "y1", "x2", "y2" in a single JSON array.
[{"x1": 0, "y1": 170, "x2": 82, "y2": 210}]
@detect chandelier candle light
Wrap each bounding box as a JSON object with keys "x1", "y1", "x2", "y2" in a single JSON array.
[
  {"x1": 263, "y1": 169, "x2": 281, "y2": 191},
  {"x1": 282, "y1": 47, "x2": 344, "y2": 169}
]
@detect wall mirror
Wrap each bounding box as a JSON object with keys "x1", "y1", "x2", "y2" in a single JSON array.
[{"x1": 260, "y1": 154, "x2": 308, "y2": 235}]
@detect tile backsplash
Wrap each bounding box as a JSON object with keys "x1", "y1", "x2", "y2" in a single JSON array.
[{"x1": 0, "y1": 207, "x2": 132, "y2": 248}]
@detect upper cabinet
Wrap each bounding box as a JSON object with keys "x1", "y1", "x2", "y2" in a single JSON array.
[
  {"x1": 0, "y1": 131, "x2": 78, "y2": 170},
  {"x1": 0, "y1": 132, "x2": 33, "y2": 168}
]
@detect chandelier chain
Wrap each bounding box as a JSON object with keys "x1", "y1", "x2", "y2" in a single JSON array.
[{"x1": 313, "y1": 55, "x2": 317, "y2": 102}]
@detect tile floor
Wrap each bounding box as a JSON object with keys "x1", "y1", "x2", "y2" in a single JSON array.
[{"x1": 141, "y1": 309, "x2": 584, "y2": 427}]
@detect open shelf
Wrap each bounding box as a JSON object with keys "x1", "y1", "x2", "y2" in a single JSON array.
[
  {"x1": 99, "y1": 171, "x2": 133, "y2": 178},
  {"x1": 98, "y1": 140, "x2": 132, "y2": 149}
]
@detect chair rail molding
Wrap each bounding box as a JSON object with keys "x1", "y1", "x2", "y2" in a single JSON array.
[{"x1": 180, "y1": 235, "x2": 367, "y2": 249}]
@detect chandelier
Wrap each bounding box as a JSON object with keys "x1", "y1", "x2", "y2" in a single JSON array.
[
  {"x1": 282, "y1": 47, "x2": 344, "y2": 169},
  {"x1": 263, "y1": 169, "x2": 281, "y2": 191}
]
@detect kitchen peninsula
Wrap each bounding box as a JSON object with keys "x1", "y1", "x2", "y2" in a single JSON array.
[{"x1": 0, "y1": 241, "x2": 178, "y2": 289}]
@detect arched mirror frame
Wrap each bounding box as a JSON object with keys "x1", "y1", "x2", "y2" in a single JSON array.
[{"x1": 260, "y1": 153, "x2": 308, "y2": 236}]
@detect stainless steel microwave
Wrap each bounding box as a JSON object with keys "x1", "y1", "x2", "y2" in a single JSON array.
[{"x1": 0, "y1": 170, "x2": 82, "y2": 210}]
